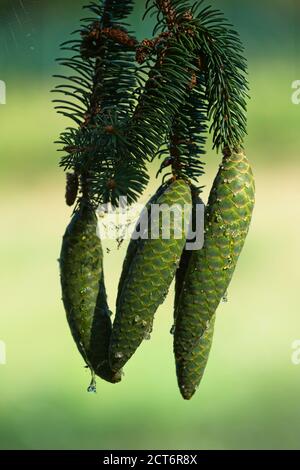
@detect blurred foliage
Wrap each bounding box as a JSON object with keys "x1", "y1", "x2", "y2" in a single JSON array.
[
  {"x1": 1, "y1": 168, "x2": 300, "y2": 450},
  {"x1": 0, "y1": 0, "x2": 299, "y2": 74},
  {"x1": 0, "y1": 0, "x2": 300, "y2": 450}
]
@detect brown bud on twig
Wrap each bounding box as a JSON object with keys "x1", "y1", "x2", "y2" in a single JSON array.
[
  {"x1": 104, "y1": 125, "x2": 116, "y2": 135},
  {"x1": 107, "y1": 179, "x2": 117, "y2": 190},
  {"x1": 157, "y1": 0, "x2": 177, "y2": 30},
  {"x1": 136, "y1": 39, "x2": 155, "y2": 64},
  {"x1": 188, "y1": 72, "x2": 197, "y2": 90},
  {"x1": 182, "y1": 10, "x2": 193, "y2": 21},
  {"x1": 101, "y1": 28, "x2": 137, "y2": 48}
]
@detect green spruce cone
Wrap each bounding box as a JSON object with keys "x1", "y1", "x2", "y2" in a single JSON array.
[
  {"x1": 173, "y1": 192, "x2": 215, "y2": 399},
  {"x1": 174, "y1": 191, "x2": 204, "y2": 311},
  {"x1": 116, "y1": 185, "x2": 166, "y2": 310},
  {"x1": 60, "y1": 204, "x2": 121, "y2": 385},
  {"x1": 110, "y1": 179, "x2": 192, "y2": 371},
  {"x1": 174, "y1": 151, "x2": 255, "y2": 400}
]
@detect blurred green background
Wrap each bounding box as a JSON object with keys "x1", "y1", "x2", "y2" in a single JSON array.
[{"x1": 0, "y1": 0, "x2": 300, "y2": 450}]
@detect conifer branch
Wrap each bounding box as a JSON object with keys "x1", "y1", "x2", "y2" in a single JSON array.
[
  {"x1": 54, "y1": 0, "x2": 249, "y2": 207},
  {"x1": 152, "y1": 0, "x2": 248, "y2": 184},
  {"x1": 55, "y1": 1, "x2": 149, "y2": 207}
]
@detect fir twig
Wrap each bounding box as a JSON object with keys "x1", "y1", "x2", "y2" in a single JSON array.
[
  {"x1": 54, "y1": 0, "x2": 249, "y2": 207},
  {"x1": 152, "y1": 0, "x2": 248, "y2": 153},
  {"x1": 55, "y1": 0, "x2": 149, "y2": 207}
]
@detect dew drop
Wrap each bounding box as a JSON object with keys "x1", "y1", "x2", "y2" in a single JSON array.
[
  {"x1": 170, "y1": 324, "x2": 175, "y2": 335},
  {"x1": 222, "y1": 291, "x2": 228, "y2": 303},
  {"x1": 87, "y1": 372, "x2": 97, "y2": 394},
  {"x1": 87, "y1": 384, "x2": 97, "y2": 393},
  {"x1": 161, "y1": 290, "x2": 168, "y2": 302}
]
